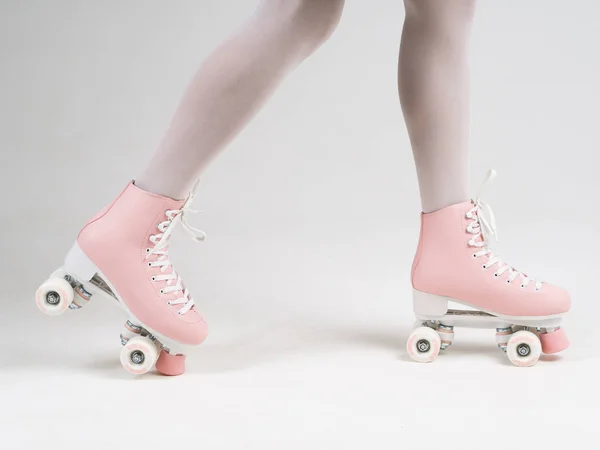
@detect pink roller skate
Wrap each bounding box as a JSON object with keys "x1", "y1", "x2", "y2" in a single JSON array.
[
  {"x1": 406, "y1": 170, "x2": 570, "y2": 367},
  {"x1": 35, "y1": 181, "x2": 208, "y2": 376}
]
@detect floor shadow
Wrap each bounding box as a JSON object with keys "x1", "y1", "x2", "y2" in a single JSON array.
[
  {"x1": 4, "y1": 322, "x2": 404, "y2": 376},
  {"x1": 5, "y1": 321, "x2": 567, "y2": 377},
  {"x1": 540, "y1": 354, "x2": 562, "y2": 363},
  {"x1": 189, "y1": 323, "x2": 513, "y2": 373},
  {"x1": 187, "y1": 323, "x2": 410, "y2": 373}
]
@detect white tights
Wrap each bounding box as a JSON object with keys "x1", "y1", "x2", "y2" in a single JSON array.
[
  {"x1": 136, "y1": 0, "x2": 476, "y2": 214},
  {"x1": 136, "y1": 0, "x2": 345, "y2": 199},
  {"x1": 399, "y1": 0, "x2": 475, "y2": 213}
]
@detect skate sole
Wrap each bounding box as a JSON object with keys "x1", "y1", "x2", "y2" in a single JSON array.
[{"x1": 413, "y1": 289, "x2": 566, "y2": 329}]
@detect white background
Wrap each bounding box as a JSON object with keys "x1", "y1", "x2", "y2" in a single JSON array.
[{"x1": 1, "y1": 0, "x2": 599, "y2": 448}]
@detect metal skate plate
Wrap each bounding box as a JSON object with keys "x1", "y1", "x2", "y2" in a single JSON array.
[
  {"x1": 416, "y1": 309, "x2": 513, "y2": 329},
  {"x1": 89, "y1": 274, "x2": 118, "y2": 300}
]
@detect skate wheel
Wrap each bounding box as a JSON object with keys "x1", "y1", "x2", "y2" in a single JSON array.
[
  {"x1": 412, "y1": 320, "x2": 426, "y2": 330},
  {"x1": 506, "y1": 330, "x2": 541, "y2": 367},
  {"x1": 406, "y1": 326, "x2": 441, "y2": 363},
  {"x1": 120, "y1": 336, "x2": 159, "y2": 375},
  {"x1": 35, "y1": 277, "x2": 74, "y2": 316}
]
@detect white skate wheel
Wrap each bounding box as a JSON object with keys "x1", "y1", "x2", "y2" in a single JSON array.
[
  {"x1": 506, "y1": 330, "x2": 542, "y2": 367},
  {"x1": 412, "y1": 320, "x2": 426, "y2": 330},
  {"x1": 406, "y1": 326, "x2": 441, "y2": 363},
  {"x1": 35, "y1": 277, "x2": 74, "y2": 316},
  {"x1": 120, "y1": 336, "x2": 159, "y2": 375}
]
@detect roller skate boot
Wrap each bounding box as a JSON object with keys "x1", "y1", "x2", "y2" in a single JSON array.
[
  {"x1": 35, "y1": 181, "x2": 208, "y2": 376},
  {"x1": 406, "y1": 170, "x2": 570, "y2": 366}
]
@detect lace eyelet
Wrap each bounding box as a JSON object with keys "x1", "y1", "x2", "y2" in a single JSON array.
[
  {"x1": 494, "y1": 273, "x2": 498, "y2": 277},
  {"x1": 506, "y1": 280, "x2": 511, "y2": 284},
  {"x1": 482, "y1": 265, "x2": 487, "y2": 269},
  {"x1": 520, "y1": 285, "x2": 525, "y2": 288},
  {"x1": 146, "y1": 248, "x2": 150, "y2": 253},
  {"x1": 473, "y1": 254, "x2": 477, "y2": 258},
  {"x1": 151, "y1": 276, "x2": 156, "y2": 281},
  {"x1": 167, "y1": 301, "x2": 172, "y2": 306},
  {"x1": 148, "y1": 262, "x2": 152, "y2": 267},
  {"x1": 177, "y1": 311, "x2": 182, "y2": 316},
  {"x1": 160, "y1": 289, "x2": 164, "y2": 294}
]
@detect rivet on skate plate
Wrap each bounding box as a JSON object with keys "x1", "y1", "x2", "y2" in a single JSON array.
[
  {"x1": 130, "y1": 350, "x2": 145, "y2": 365},
  {"x1": 517, "y1": 343, "x2": 530, "y2": 357},
  {"x1": 46, "y1": 292, "x2": 60, "y2": 305},
  {"x1": 416, "y1": 339, "x2": 431, "y2": 353}
]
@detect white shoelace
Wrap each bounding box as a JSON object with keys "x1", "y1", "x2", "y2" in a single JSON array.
[
  {"x1": 146, "y1": 183, "x2": 206, "y2": 315},
  {"x1": 467, "y1": 169, "x2": 542, "y2": 291}
]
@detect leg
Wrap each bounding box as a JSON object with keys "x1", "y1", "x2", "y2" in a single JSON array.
[
  {"x1": 35, "y1": 0, "x2": 346, "y2": 376},
  {"x1": 136, "y1": 0, "x2": 345, "y2": 199},
  {"x1": 400, "y1": 1, "x2": 570, "y2": 365},
  {"x1": 399, "y1": 0, "x2": 475, "y2": 213}
]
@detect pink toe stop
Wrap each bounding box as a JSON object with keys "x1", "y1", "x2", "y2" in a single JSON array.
[
  {"x1": 155, "y1": 350, "x2": 186, "y2": 376},
  {"x1": 540, "y1": 328, "x2": 570, "y2": 354}
]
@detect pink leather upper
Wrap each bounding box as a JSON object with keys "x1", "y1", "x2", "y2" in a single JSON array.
[
  {"x1": 77, "y1": 182, "x2": 208, "y2": 345},
  {"x1": 411, "y1": 201, "x2": 571, "y2": 317}
]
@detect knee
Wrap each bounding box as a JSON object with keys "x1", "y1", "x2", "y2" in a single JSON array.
[
  {"x1": 261, "y1": 0, "x2": 345, "y2": 51},
  {"x1": 404, "y1": 0, "x2": 476, "y2": 25},
  {"x1": 295, "y1": 0, "x2": 345, "y2": 47}
]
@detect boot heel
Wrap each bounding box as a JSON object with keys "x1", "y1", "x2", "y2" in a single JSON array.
[
  {"x1": 413, "y1": 289, "x2": 449, "y2": 316},
  {"x1": 64, "y1": 242, "x2": 99, "y2": 282}
]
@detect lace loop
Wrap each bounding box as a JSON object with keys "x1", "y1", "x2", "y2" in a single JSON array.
[
  {"x1": 468, "y1": 170, "x2": 542, "y2": 292},
  {"x1": 146, "y1": 181, "x2": 205, "y2": 314}
]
